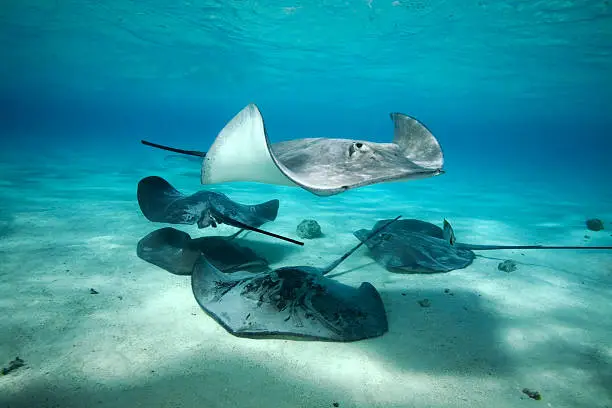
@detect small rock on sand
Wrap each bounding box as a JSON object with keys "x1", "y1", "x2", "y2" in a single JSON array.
[
  {"x1": 1, "y1": 357, "x2": 25, "y2": 375},
  {"x1": 296, "y1": 219, "x2": 323, "y2": 239},
  {"x1": 586, "y1": 218, "x2": 604, "y2": 231},
  {"x1": 522, "y1": 388, "x2": 542, "y2": 400},
  {"x1": 498, "y1": 260, "x2": 517, "y2": 273},
  {"x1": 418, "y1": 299, "x2": 431, "y2": 308}
]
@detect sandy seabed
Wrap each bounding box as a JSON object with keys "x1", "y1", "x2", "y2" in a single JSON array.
[{"x1": 1, "y1": 148, "x2": 611, "y2": 408}]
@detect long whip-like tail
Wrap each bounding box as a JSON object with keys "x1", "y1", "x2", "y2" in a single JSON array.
[
  {"x1": 322, "y1": 215, "x2": 402, "y2": 275},
  {"x1": 222, "y1": 217, "x2": 304, "y2": 246},
  {"x1": 141, "y1": 139, "x2": 206, "y2": 157},
  {"x1": 457, "y1": 244, "x2": 612, "y2": 251}
]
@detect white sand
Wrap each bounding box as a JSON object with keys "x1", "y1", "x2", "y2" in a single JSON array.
[{"x1": 1, "y1": 149, "x2": 611, "y2": 408}]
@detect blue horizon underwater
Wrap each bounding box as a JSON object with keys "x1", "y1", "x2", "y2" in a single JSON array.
[{"x1": 1, "y1": 1, "x2": 611, "y2": 408}]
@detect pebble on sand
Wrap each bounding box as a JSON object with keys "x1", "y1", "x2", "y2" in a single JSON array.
[
  {"x1": 418, "y1": 299, "x2": 431, "y2": 308},
  {"x1": 1, "y1": 357, "x2": 25, "y2": 375},
  {"x1": 498, "y1": 260, "x2": 517, "y2": 273},
  {"x1": 522, "y1": 388, "x2": 542, "y2": 400},
  {"x1": 296, "y1": 219, "x2": 323, "y2": 239},
  {"x1": 586, "y1": 218, "x2": 604, "y2": 231}
]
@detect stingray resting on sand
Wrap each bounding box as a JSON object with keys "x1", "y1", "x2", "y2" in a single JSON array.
[
  {"x1": 141, "y1": 103, "x2": 444, "y2": 196},
  {"x1": 354, "y1": 218, "x2": 612, "y2": 274},
  {"x1": 136, "y1": 216, "x2": 402, "y2": 341},
  {"x1": 137, "y1": 227, "x2": 270, "y2": 275},
  {"x1": 137, "y1": 175, "x2": 303, "y2": 246}
]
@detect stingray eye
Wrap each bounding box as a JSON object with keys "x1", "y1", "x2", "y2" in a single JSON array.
[{"x1": 348, "y1": 142, "x2": 368, "y2": 157}]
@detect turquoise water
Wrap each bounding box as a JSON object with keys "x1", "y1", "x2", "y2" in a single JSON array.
[
  {"x1": 1, "y1": 2, "x2": 611, "y2": 408},
  {"x1": 2, "y1": 2, "x2": 611, "y2": 169}
]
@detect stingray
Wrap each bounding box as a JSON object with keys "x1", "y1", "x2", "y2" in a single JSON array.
[
  {"x1": 137, "y1": 227, "x2": 269, "y2": 275},
  {"x1": 137, "y1": 216, "x2": 402, "y2": 341},
  {"x1": 137, "y1": 175, "x2": 303, "y2": 246},
  {"x1": 354, "y1": 218, "x2": 612, "y2": 274},
  {"x1": 140, "y1": 103, "x2": 444, "y2": 197}
]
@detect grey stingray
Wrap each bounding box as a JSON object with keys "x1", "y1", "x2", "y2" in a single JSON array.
[
  {"x1": 138, "y1": 216, "x2": 402, "y2": 341},
  {"x1": 137, "y1": 227, "x2": 269, "y2": 275},
  {"x1": 140, "y1": 103, "x2": 444, "y2": 197},
  {"x1": 137, "y1": 175, "x2": 303, "y2": 246},
  {"x1": 354, "y1": 218, "x2": 612, "y2": 274}
]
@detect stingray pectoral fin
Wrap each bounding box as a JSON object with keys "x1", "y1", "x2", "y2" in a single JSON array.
[
  {"x1": 307, "y1": 279, "x2": 388, "y2": 341},
  {"x1": 137, "y1": 176, "x2": 206, "y2": 225},
  {"x1": 136, "y1": 227, "x2": 199, "y2": 275},
  {"x1": 137, "y1": 176, "x2": 185, "y2": 223},
  {"x1": 191, "y1": 256, "x2": 289, "y2": 338},
  {"x1": 353, "y1": 229, "x2": 371, "y2": 243},
  {"x1": 190, "y1": 256, "x2": 245, "y2": 334},
  {"x1": 201, "y1": 104, "x2": 297, "y2": 187},
  {"x1": 356, "y1": 282, "x2": 388, "y2": 335},
  {"x1": 252, "y1": 199, "x2": 280, "y2": 222},
  {"x1": 389, "y1": 112, "x2": 443, "y2": 170}
]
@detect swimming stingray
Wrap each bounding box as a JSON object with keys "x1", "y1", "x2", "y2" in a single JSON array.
[
  {"x1": 354, "y1": 218, "x2": 612, "y2": 274},
  {"x1": 137, "y1": 216, "x2": 402, "y2": 341},
  {"x1": 137, "y1": 227, "x2": 269, "y2": 275},
  {"x1": 140, "y1": 103, "x2": 444, "y2": 196},
  {"x1": 137, "y1": 175, "x2": 303, "y2": 246}
]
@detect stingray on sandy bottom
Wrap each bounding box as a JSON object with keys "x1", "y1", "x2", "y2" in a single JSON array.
[
  {"x1": 354, "y1": 219, "x2": 612, "y2": 274},
  {"x1": 137, "y1": 216, "x2": 402, "y2": 342},
  {"x1": 137, "y1": 175, "x2": 303, "y2": 246},
  {"x1": 137, "y1": 227, "x2": 270, "y2": 275},
  {"x1": 140, "y1": 103, "x2": 444, "y2": 197}
]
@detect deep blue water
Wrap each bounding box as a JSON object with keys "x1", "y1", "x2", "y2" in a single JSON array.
[{"x1": 1, "y1": 1, "x2": 611, "y2": 181}]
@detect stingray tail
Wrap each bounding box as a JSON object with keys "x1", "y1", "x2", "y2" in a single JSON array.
[
  {"x1": 322, "y1": 215, "x2": 402, "y2": 275},
  {"x1": 191, "y1": 256, "x2": 233, "y2": 301},
  {"x1": 225, "y1": 229, "x2": 245, "y2": 240},
  {"x1": 222, "y1": 217, "x2": 304, "y2": 246},
  {"x1": 141, "y1": 139, "x2": 206, "y2": 157},
  {"x1": 444, "y1": 219, "x2": 612, "y2": 251},
  {"x1": 456, "y1": 243, "x2": 612, "y2": 251}
]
